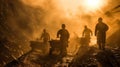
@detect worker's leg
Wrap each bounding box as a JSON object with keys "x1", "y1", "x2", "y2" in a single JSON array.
[
  {"x1": 98, "y1": 43, "x2": 102, "y2": 50},
  {"x1": 102, "y1": 43, "x2": 105, "y2": 50}
]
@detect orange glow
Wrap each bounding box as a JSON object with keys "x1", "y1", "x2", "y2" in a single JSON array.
[
  {"x1": 83, "y1": 0, "x2": 108, "y2": 11},
  {"x1": 22, "y1": 0, "x2": 109, "y2": 18},
  {"x1": 90, "y1": 36, "x2": 97, "y2": 46},
  {"x1": 56, "y1": 0, "x2": 108, "y2": 18},
  {"x1": 83, "y1": 0, "x2": 103, "y2": 10}
]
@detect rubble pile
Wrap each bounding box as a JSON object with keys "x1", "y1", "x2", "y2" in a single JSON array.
[
  {"x1": 69, "y1": 47, "x2": 98, "y2": 67},
  {"x1": 4, "y1": 41, "x2": 120, "y2": 67}
]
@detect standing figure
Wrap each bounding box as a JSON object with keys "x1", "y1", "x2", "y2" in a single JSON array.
[
  {"x1": 95, "y1": 17, "x2": 109, "y2": 50},
  {"x1": 82, "y1": 25, "x2": 93, "y2": 46},
  {"x1": 40, "y1": 29, "x2": 50, "y2": 55},
  {"x1": 41, "y1": 29, "x2": 50, "y2": 43},
  {"x1": 57, "y1": 24, "x2": 70, "y2": 57}
]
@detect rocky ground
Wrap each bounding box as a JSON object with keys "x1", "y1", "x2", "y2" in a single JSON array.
[{"x1": 4, "y1": 43, "x2": 120, "y2": 67}]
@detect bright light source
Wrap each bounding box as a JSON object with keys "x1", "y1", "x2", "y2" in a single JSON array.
[
  {"x1": 83, "y1": 0, "x2": 104, "y2": 10},
  {"x1": 85, "y1": 0, "x2": 101, "y2": 7}
]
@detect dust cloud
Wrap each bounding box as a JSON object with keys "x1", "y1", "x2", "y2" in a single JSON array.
[
  {"x1": 0, "y1": 0, "x2": 120, "y2": 56},
  {"x1": 21, "y1": 0, "x2": 109, "y2": 38},
  {"x1": 20, "y1": 0, "x2": 120, "y2": 52}
]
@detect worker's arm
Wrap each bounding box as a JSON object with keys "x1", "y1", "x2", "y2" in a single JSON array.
[
  {"x1": 67, "y1": 30, "x2": 70, "y2": 39},
  {"x1": 105, "y1": 23, "x2": 109, "y2": 31},
  {"x1": 57, "y1": 30, "x2": 60, "y2": 38},
  {"x1": 95, "y1": 25, "x2": 98, "y2": 36},
  {"x1": 40, "y1": 33, "x2": 43, "y2": 40},
  {"x1": 90, "y1": 29, "x2": 93, "y2": 36},
  {"x1": 82, "y1": 30, "x2": 85, "y2": 37},
  {"x1": 48, "y1": 33, "x2": 50, "y2": 41}
]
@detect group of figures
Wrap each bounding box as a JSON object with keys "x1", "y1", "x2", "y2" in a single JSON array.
[
  {"x1": 40, "y1": 24, "x2": 69, "y2": 57},
  {"x1": 40, "y1": 17, "x2": 109, "y2": 58},
  {"x1": 82, "y1": 17, "x2": 109, "y2": 50}
]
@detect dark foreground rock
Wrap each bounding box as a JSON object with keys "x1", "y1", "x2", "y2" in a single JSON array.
[{"x1": 4, "y1": 41, "x2": 120, "y2": 67}]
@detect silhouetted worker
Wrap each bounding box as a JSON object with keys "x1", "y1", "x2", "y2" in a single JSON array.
[
  {"x1": 82, "y1": 25, "x2": 93, "y2": 38},
  {"x1": 95, "y1": 17, "x2": 109, "y2": 50},
  {"x1": 82, "y1": 25, "x2": 93, "y2": 46},
  {"x1": 40, "y1": 29, "x2": 50, "y2": 43},
  {"x1": 57, "y1": 24, "x2": 70, "y2": 57}
]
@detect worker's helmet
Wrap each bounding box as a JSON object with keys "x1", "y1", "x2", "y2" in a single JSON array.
[
  {"x1": 43, "y1": 29, "x2": 46, "y2": 32},
  {"x1": 62, "y1": 24, "x2": 66, "y2": 28},
  {"x1": 84, "y1": 25, "x2": 87, "y2": 28},
  {"x1": 98, "y1": 17, "x2": 103, "y2": 21}
]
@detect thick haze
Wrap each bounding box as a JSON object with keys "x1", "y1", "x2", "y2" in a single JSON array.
[
  {"x1": 21, "y1": 0, "x2": 120, "y2": 39},
  {"x1": 20, "y1": 0, "x2": 120, "y2": 52},
  {"x1": 0, "y1": 0, "x2": 120, "y2": 56}
]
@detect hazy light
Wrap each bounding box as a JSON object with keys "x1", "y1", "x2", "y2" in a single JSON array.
[
  {"x1": 21, "y1": 0, "x2": 108, "y2": 18},
  {"x1": 90, "y1": 36, "x2": 97, "y2": 46},
  {"x1": 84, "y1": 0, "x2": 101, "y2": 8},
  {"x1": 83, "y1": 0, "x2": 107, "y2": 11},
  {"x1": 21, "y1": 0, "x2": 45, "y2": 7},
  {"x1": 57, "y1": 0, "x2": 82, "y2": 17}
]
